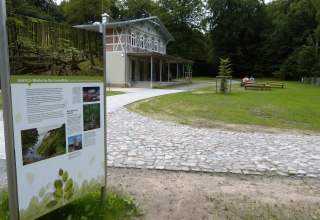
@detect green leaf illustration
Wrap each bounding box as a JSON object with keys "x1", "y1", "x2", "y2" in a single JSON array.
[
  {"x1": 38, "y1": 187, "x2": 46, "y2": 198},
  {"x1": 53, "y1": 188, "x2": 63, "y2": 199},
  {"x1": 64, "y1": 188, "x2": 74, "y2": 200},
  {"x1": 46, "y1": 200, "x2": 58, "y2": 208},
  {"x1": 54, "y1": 179, "x2": 63, "y2": 190},
  {"x1": 62, "y1": 171, "x2": 68, "y2": 182},
  {"x1": 64, "y1": 179, "x2": 74, "y2": 192},
  {"x1": 43, "y1": 169, "x2": 76, "y2": 212}
]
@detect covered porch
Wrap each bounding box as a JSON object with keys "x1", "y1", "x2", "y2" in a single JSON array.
[{"x1": 127, "y1": 52, "x2": 193, "y2": 88}]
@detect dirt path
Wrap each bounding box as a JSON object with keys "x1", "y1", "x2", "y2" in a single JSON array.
[{"x1": 108, "y1": 168, "x2": 320, "y2": 220}]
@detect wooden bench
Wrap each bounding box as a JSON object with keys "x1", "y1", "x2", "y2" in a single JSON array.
[
  {"x1": 266, "y1": 81, "x2": 284, "y2": 88},
  {"x1": 244, "y1": 83, "x2": 269, "y2": 90}
]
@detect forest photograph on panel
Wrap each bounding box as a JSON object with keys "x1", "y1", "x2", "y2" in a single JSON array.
[
  {"x1": 83, "y1": 86, "x2": 100, "y2": 102},
  {"x1": 21, "y1": 124, "x2": 66, "y2": 165},
  {"x1": 83, "y1": 104, "x2": 100, "y2": 131},
  {"x1": 7, "y1": 14, "x2": 103, "y2": 76}
]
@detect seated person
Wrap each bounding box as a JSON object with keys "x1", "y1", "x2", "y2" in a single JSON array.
[
  {"x1": 242, "y1": 76, "x2": 249, "y2": 85},
  {"x1": 250, "y1": 76, "x2": 255, "y2": 82}
]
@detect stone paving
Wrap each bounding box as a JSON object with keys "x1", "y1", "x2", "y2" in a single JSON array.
[
  {"x1": 0, "y1": 111, "x2": 7, "y2": 189},
  {"x1": 107, "y1": 107, "x2": 320, "y2": 178}
]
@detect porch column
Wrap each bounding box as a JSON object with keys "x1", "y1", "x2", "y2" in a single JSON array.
[
  {"x1": 183, "y1": 62, "x2": 185, "y2": 81},
  {"x1": 176, "y1": 60, "x2": 179, "y2": 82},
  {"x1": 189, "y1": 63, "x2": 192, "y2": 82},
  {"x1": 150, "y1": 56, "x2": 153, "y2": 88},
  {"x1": 168, "y1": 61, "x2": 170, "y2": 82},
  {"x1": 188, "y1": 63, "x2": 191, "y2": 81},
  {"x1": 160, "y1": 59, "x2": 162, "y2": 82}
]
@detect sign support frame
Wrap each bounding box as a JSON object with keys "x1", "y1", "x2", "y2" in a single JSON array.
[
  {"x1": 0, "y1": 2, "x2": 20, "y2": 219},
  {"x1": 100, "y1": 21, "x2": 107, "y2": 205},
  {"x1": 1, "y1": 6, "x2": 108, "y2": 218}
]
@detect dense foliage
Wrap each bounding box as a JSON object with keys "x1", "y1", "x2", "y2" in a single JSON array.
[{"x1": 5, "y1": 0, "x2": 320, "y2": 79}]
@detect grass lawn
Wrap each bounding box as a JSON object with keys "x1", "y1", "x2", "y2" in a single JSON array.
[
  {"x1": 153, "y1": 77, "x2": 216, "y2": 89},
  {"x1": 128, "y1": 81, "x2": 320, "y2": 132},
  {"x1": 106, "y1": 91, "x2": 125, "y2": 96},
  {"x1": 0, "y1": 190, "x2": 142, "y2": 220}
]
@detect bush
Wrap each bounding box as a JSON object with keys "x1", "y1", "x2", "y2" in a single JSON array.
[{"x1": 218, "y1": 58, "x2": 233, "y2": 93}]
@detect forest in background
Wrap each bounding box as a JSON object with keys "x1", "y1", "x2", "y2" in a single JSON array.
[{"x1": 5, "y1": 0, "x2": 320, "y2": 79}]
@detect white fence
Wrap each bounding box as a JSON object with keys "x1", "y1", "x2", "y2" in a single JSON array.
[{"x1": 301, "y1": 77, "x2": 320, "y2": 86}]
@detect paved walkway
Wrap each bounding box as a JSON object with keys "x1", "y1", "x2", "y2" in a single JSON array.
[
  {"x1": 107, "y1": 82, "x2": 214, "y2": 113},
  {"x1": 1, "y1": 82, "x2": 320, "y2": 190},
  {"x1": 108, "y1": 107, "x2": 320, "y2": 177}
]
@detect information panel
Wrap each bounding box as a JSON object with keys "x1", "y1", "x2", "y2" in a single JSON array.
[{"x1": 6, "y1": 14, "x2": 106, "y2": 219}]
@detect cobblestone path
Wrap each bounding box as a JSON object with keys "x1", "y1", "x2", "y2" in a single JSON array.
[{"x1": 107, "y1": 107, "x2": 320, "y2": 177}]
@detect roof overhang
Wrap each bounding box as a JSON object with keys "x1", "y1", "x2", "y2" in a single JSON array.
[
  {"x1": 127, "y1": 52, "x2": 193, "y2": 64},
  {"x1": 75, "y1": 24, "x2": 101, "y2": 32},
  {"x1": 75, "y1": 16, "x2": 175, "y2": 43}
]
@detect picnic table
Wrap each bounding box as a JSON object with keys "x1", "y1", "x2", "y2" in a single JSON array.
[
  {"x1": 266, "y1": 81, "x2": 284, "y2": 88},
  {"x1": 244, "y1": 82, "x2": 271, "y2": 90}
]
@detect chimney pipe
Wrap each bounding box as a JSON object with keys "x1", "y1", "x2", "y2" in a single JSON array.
[{"x1": 102, "y1": 13, "x2": 109, "y2": 24}]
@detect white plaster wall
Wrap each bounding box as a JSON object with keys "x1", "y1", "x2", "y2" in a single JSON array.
[
  {"x1": 133, "y1": 22, "x2": 159, "y2": 37},
  {"x1": 106, "y1": 52, "x2": 125, "y2": 85}
]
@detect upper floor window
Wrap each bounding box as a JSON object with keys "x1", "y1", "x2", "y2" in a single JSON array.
[
  {"x1": 140, "y1": 36, "x2": 144, "y2": 49},
  {"x1": 131, "y1": 32, "x2": 136, "y2": 47},
  {"x1": 159, "y1": 40, "x2": 163, "y2": 53},
  {"x1": 151, "y1": 38, "x2": 155, "y2": 51},
  {"x1": 136, "y1": 35, "x2": 140, "y2": 48},
  {"x1": 144, "y1": 37, "x2": 148, "y2": 49},
  {"x1": 147, "y1": 38, "x2": 151, "y2": 50},
  {"x1": 154, "y1": 40, "x2": 159, "y2": 52}
]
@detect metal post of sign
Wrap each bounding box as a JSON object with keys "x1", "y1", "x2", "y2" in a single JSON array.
[
  {"x1": 0, "y1": 2, "x2": 20, "y2": 219},
  {"x1": 100, "y1": 20, "x2": 107, "y2": 205}
]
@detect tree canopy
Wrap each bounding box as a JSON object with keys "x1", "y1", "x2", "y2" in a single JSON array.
[
  {"x1": 5, "y1": 0, "x2": 320, "y2": 79},
  {"x1": 62, "y1": 0, "x2": 112, "y2": 25},
  {"x1": 6, "y1": 0, "x2": 64, "y2": 22}
]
